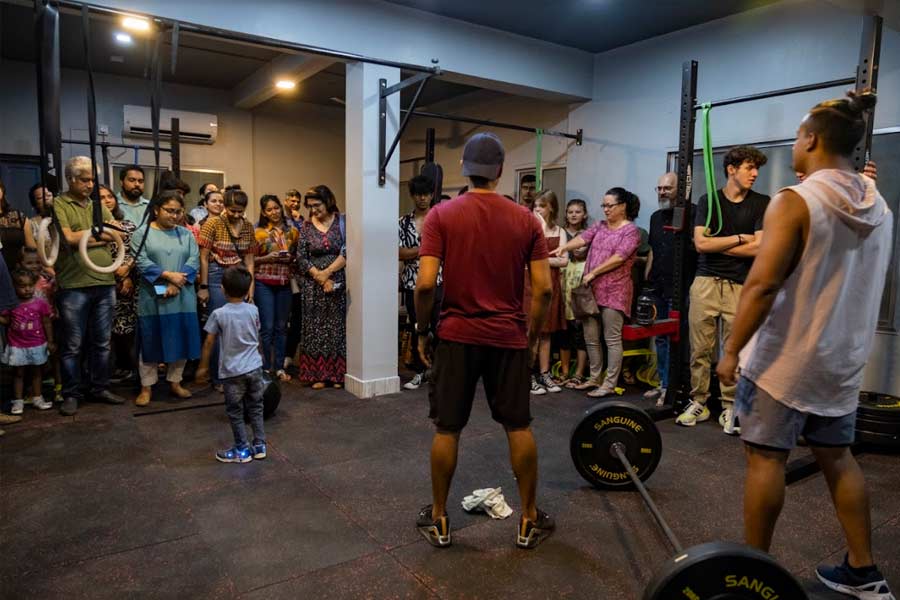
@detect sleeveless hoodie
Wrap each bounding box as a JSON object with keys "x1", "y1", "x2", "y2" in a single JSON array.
[{"x1": 741, "y1": 169, "x2": 893, "y2": 416}]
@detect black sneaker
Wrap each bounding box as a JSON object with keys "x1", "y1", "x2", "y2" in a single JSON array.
[
  {"x1": 516, "y1": 509, "x2": 555, "y2": 549},
  {"x1": 415, "y1": 504, "x2": 451, "y2": 547},
  {"x1": 92, "y1": 390, "x2": 126, "y2": 405},
  {"x1": 59, "y1": 397, "x2": 78, "y2": 416},
  {"x1": 816, "y1": 555, "x2": 895, "y2": 600}
]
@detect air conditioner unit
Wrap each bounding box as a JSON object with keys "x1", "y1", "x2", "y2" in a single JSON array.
[{"x1": 123, "y1": 105, "x2": 218, "y2": 144}]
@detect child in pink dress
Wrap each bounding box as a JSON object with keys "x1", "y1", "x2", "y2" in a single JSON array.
[
  {"x1": 0, "y1": 269, "x2": 55, "y2": 415},
  {"x1": 20, "y1": 247, "x2": 62, "y2": 401}
]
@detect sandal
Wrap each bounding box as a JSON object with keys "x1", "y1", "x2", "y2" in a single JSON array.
[
  {"x1": 170, "y1": 383, "x2": 192, "y2": 399},
  {"x1": 312, "y1": 382, "x2": 326, "y2": 390},
  {"x1": 275, "y1": 369, "x2": 292, "y2": 382},
  {"x1": 587, "y1": 386, "x2": 614, "y2": 398},
  {"x1": 134, "y1": 389, "x2": 151, "y2": 407},
  {"x1": 564, "y1": 377, "x2": 586, "y2": 389},
  {"x1": 573, "y1": 379, "x2": 599, "y2": 391}
]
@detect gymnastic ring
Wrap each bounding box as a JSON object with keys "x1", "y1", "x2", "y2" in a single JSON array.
[
  {"x1": 78, "y1": 228, "x2": 126, "y2": 274},
  {"x1": 36, "y1": 217, "x2": 60, "y2": 267}
]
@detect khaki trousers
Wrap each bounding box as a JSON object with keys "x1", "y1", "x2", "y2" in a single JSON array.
[{"x1": 689, "y1": 276, "x2": 741, "y2": 406}]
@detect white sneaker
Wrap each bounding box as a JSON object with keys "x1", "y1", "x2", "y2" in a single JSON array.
[
  {"x1": 539, "y1": 373, "x2": 562, "y2": 393},
  {"x1": 720, "y1": 406, "x2": 741, "y2": 435},
  {"x1": 32, "y1": 396, "x2": 53, "y2": 410},
  {"x1": 530, "y1": 376, "x2": 547, "y2": 395},
  {"x1": 404, "y1": 373, "x2": 425, "y2": 390},
  {"x1": 283, "y1": 357, "x2": 293, "y2": 370},
  {"x1": 11, "y1": 399, "x2": 24, "y2": 415},
  {"x1": 675, "y1": 401, "x2": 710, "y2": 427}
]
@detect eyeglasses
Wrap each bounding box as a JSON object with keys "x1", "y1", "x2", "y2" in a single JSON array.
[
  {"x1": 655, "y1": 186, "x2": 675, "y2": 192},
  {"x1": 161, "y1": 207, "x2": 184, "y2": 216},
  {"x1": 306, "y1": 202, "x2": 324, "y2": 210},
  {"x1": 601, "y1": 202, "x2": 623, "y2": 210}
]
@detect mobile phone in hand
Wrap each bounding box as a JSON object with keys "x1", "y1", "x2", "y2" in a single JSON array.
[{"x1": 154, "y1": 284, "x2": 168, "y2": 296}]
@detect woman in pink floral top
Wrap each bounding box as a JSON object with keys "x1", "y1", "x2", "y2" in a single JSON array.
[{"x1": 553, "y1": 187, "x2": 640, "y2": 396}]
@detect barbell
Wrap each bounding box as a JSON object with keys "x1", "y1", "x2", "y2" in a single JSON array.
[{"x1": 570, "y1": 401, "x2": 807, "y2": 600}]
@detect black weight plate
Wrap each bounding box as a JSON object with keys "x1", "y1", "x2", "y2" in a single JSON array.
[
  {"x1": 243, "y1": 373, "x2": 281, "y2": 421},
  {"x1": 643, "y1": 541, "x2": 808, "y2": 600},
  {"x1": 858, "y1": 393, "x2": 900, "y2": 421},
  {"x1": 570, "y1": 401, "x2": 661, "y2": 489},
  {"x1": 855, "y1": 416, "x2": 900, "y2": 435},
  {"x1": 856, "y1": 429, "x2": 900, "y2": 448}
]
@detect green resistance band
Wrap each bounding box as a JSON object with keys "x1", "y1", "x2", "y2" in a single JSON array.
[
  {"x1": 701, "y1": 103, "x2": 723, "y2": 236},
  {"x1": 535, "y1": 128, "x2": 543, "y2": 192}
]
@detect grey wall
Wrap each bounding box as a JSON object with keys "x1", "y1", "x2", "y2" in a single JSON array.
[
  {"x1": 0, "y1": 59, "x2": 346, "y2": 217},
  {"x1": 567, "y1": 0, "x2": 900, "y2": 229}
]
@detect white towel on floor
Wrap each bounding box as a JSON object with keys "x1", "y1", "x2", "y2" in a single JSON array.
[{"x1": 461, "y1": 487, "x2": 513, "y2": 519}]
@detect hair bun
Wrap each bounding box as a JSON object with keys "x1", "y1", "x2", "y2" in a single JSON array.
[{"x1": 846, "y1": 89, "x2": 877, "y2": 115}]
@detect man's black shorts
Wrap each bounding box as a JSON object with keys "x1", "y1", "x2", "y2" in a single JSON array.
[{"x1": 428, "y1": 341, "x2": 532, "y2": 432}]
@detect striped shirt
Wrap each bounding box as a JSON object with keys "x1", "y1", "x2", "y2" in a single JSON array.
[{"x1": 198, "y1": 216, "x2": 256, "y2": 266}]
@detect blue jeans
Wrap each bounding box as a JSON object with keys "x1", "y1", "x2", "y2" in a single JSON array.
[
  {"x1": 654, "y1": 296, "x2": 671, "y2": 388},
  {"x1": 254, "y1": 282, "x2": 292, "y2": 371},
  {"x1": 223, "y1": 367, "x2": 266, "y2": 448},
  {"x1": 207, "y1": 262, "x2": 227, "y2": 383},
  {"x1": 57, "y1": 285, "x2": 115, "y2": 401}
]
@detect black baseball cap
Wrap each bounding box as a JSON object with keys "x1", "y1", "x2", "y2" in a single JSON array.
[{"x1": 462, "y1": 133, "x2": 505, "y2": 180}]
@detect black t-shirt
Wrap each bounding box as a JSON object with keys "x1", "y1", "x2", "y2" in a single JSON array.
[
  {"x1": 694, "y1": 189, "x2": 769, "y2": 284},
  {"x1": 648, "y1": 207, "x2": 697, "y2": 299}
]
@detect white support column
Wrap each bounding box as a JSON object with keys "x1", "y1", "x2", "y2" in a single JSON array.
[{"x1": 344, "y1": 62, "x2": 401, "y2": 398}]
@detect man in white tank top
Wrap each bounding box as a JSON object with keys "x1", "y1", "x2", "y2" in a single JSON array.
[{"x1": 718, "y1": 91, "x2": 894, "y2": 600}]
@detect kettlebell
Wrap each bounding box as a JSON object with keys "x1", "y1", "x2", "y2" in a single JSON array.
[{"x1": 635, "y1": 289, "x2": 658, "y2": 327}]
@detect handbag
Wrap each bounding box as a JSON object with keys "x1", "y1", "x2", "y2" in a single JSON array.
[{"x1": 570, "y1": 284, "x2": 600, "y2": 319}]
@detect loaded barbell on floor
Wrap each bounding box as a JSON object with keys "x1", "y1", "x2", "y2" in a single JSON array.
[{"x1": 570, "y1": 401, "x2": 808, "y2": 600}]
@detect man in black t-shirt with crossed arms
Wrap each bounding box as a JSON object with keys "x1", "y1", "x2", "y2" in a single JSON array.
[{"x1": 676, "y1": 146, "x2": 769, "y2": 434}]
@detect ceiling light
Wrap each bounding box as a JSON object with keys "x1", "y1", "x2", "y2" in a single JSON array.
[
  {"x1": 276, "y1": 80, "x2": 296, "y2": 90},
  {"x1": 122, "y1": 16, "x2": 151, "y2": 32},
  {"x1": 115, "y1": 32, "x2": 133, "y2": 44}
]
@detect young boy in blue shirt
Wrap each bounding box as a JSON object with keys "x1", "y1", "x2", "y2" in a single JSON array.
[{"x1": 196, "y1": 266, "x2": 267, "y2": 463}]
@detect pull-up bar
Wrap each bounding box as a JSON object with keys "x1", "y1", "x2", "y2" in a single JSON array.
[
  {"x1": 402, "y1": 109, "x2": 583, "y2": 144},
  {"x1": 693, "y1": 77, "x2": 857, "y2": 111}
]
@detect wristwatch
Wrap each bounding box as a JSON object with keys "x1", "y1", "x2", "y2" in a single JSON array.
[
  {"x1": 414, "y1": 323, "x2": 430, "y2": 335},
  {"x1": 199, "y1": 284, "x2": 209, "y2": 290}
]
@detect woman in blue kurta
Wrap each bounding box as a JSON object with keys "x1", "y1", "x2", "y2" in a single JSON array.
[{"x1": 131, "y1": 191, "x2": 201, "y2": 407}]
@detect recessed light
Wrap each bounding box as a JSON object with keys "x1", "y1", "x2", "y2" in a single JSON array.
[
  {"x1": 122, "y1": 16, "x2": 150, "y2": 32},
  {"x1": 275, "y1": 80, "x2": 296, "y2": 90},
  {"x1": 115, "y1": 32, "x2": 133, "y2": 44}
]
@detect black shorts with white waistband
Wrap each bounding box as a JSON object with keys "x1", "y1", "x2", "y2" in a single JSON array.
[{"x1": 428, "y1": 341, "x2": 532, "y2": 432}]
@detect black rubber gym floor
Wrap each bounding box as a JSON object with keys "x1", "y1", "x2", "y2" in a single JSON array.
[{"x1": 1, "y1": 379, "x2": 897, "y2": 599}]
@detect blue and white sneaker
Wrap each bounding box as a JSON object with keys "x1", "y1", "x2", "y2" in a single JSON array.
[
  {"x1": 816, "y1": 555, "x2": 895, "y2": 600},
  {"x1": 215, "y1": 445, "x2": 253, "y2": 464},
  {"x1": 251, "y1": 440, "x2": 267, "y2": 460}
]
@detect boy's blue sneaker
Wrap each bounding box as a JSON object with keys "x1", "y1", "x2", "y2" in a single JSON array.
[
  {"x1": 216, "y1": 446, "x2": 253, "y2": 464},
  {"x1": 816, "y1": 555, "x2": 895, "y2": 600},
  {"x1": 252, "y1": 440, "x2": 267, "y2": 460}
]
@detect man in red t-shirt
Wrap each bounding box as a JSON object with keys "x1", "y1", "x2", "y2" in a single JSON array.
[{"x1": 413, "y1": 132, "x2": 554, "y2": 549}]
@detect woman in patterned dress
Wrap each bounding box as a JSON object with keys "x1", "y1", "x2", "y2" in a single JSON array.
[
  {"x1": 99, "y1": 184, "x2": 138, "y2": 381},
  {"x1": 296, "y1": 185, "x2": 346, "y2": 389}
]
